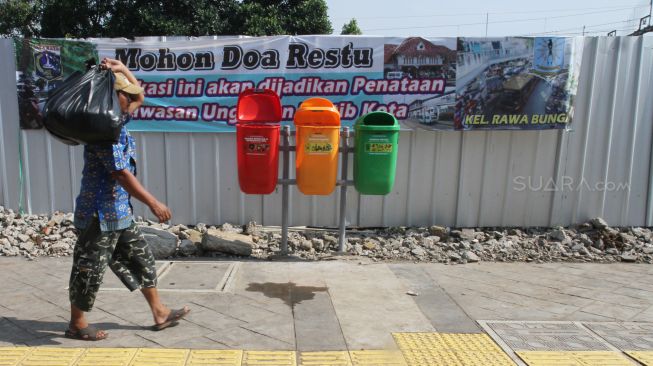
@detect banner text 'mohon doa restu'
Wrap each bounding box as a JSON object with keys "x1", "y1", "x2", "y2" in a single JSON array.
[{"x1": 14, "y1": 35, "x2": 582, "y2": 132}]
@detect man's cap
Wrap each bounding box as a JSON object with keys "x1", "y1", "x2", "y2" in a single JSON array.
[{"x1": 113, "y1": 72, "x2": 143, "y2": 95}]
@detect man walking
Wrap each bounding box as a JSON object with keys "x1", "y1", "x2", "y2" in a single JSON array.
[{"x1": 66, "y1": 58, "x2": 189, "y2": 341}]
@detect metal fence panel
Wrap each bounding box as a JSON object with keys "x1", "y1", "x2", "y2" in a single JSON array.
[{"x1": 1, "y1": 36, "x2": 652, "y2": 227}]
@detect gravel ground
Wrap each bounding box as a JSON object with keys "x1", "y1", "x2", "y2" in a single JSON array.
[{"x1": 1, "y1": 206, "x2": 652, "y2": 264}]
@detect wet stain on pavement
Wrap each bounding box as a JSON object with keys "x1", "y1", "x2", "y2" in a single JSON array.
[{"x1": 246, "y1": 282, "x2": 327, "y2": 308}]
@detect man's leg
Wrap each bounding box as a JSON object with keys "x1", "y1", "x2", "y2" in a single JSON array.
[
  {"x1": 141, "y1": 287, "x2": 183, "y2": 326},
  {"x1": 68, "y1": 218, "x2": 120, "y2": 339},
  {"x1": 110, "y1": 223, "x2": 189, "y2": 326}
]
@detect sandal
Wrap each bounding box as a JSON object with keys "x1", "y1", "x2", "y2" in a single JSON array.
[
  {"x1": 152, "y1": 307, "x2": 191, "y2": 331},
  {"x1": 64, "y1": 325, "x2": 108, "y2": 341}
]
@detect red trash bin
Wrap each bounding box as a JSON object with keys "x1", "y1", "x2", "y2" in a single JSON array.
[{"x1": 236, "y1": 89, "x2": 282, "y2": 194}]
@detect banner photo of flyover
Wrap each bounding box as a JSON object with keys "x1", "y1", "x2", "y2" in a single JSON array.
[{"x1": 452, "y1": 37, "x2": 583, "y2": 131}]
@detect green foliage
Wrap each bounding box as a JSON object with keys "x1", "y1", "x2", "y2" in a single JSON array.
[
  {"x1": 282, "y1": 0, "x2": 333, "y2": 35},
  {"x1": 341, "y1": 18, "x2": 362, "y2": 35},
  {"x1": 238, "y1": 0, "x2": 333, "y2": 36},
  {"x1": 1, "y1": 0, "x2": 333, "y2": 38},
  {"x1": 40, "y1": 0, "x2": 114, "y2": 38},
  {"x1": 105, "y1": 0, "x2": 242, "y2": 37},
  {"x1": 239, "y1": 2, "x2": 285, "y2": 36},
  {"x1": 0, "y1": 0, "x2": 42, "y2": 37}
]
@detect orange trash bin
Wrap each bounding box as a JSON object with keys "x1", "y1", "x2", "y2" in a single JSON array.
[{"x1": 293, "y1": 98, "x2": 341, "y2": 195}]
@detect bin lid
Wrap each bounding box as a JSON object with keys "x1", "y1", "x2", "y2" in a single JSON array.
[
  {"x1": 237, "y1": 88, "x2": 282, "y2": 123},
  {"x1": 355, "y1": 111, "x2": 400, "y2": 131},
  {"x1": 294, "y1": 98, "x2": 341, "y2": 126}
]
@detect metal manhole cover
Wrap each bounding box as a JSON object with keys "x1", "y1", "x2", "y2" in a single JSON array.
[
  {"x1": 584, "y1": 322, "x2": 653, "y2": 351},
  {"x1": 158, "y1": 262, "x2": 232, "y2": 290},
  {"x1": 100, "y1": 261, "x2": 170, "y2": 289},
  {"x1": 99, "y1": 261, "x2": 239, "y2": 293},
  {"x1": 482, "y1": 321, "x2": 613, "y2": 351}
]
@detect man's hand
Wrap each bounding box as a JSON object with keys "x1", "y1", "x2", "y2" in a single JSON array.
[
  {"x1": 100, "y1": 58, "x2": 126, "y2": 73},
  {"x1": 111, "y1": 169, "x2": 172, "y2": 223},
  {"x1": 149, "y1": 200, "x2": 172, "y2": 223}
]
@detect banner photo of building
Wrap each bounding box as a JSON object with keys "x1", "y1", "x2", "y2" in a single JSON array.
[
  {"x1": 454, "y1": 37, "x2": 584, "y2": 130},
  {"x1": 13, "y1": 36, "x2": 582, "y2": 132}
]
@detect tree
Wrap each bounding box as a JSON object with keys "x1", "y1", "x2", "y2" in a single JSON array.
[
  {"x1": 341, "y1": 18, "x2": 362, "y2": 35},
  {"x1": 239, "y1": 0, "x2": 332, "y2": 36},
  {"x1": 1, "y1": 0, "x2": 333, "y2": 38},
  {"x1": 282, "y1": 0, "x2": 332, "y2": 35},
  {"x1": 238, "y1": 2, "x2": 284, "y2": 36},
  {"x1": 106, "y1": 0, "x2": 241, "y2": 38},
  {"x1": 40, "y1": 0, "x2": 114, "y2": 38},
  {"x1": 0, "y1": 0, "x2": 42, "y2": 37}
]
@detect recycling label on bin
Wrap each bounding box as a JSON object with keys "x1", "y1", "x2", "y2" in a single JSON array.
[
  {"x1": 364, "y1": 136, "x2": 393, "y2": 154},
  {"x1": 245, "y1": 136, "x2": 270, "y2": 155},
  {"x1": 305, "y1": 134, "x2": 334, "y2": 155}
]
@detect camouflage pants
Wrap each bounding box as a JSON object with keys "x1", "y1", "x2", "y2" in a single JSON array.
[{"x1": 69, "y1": 218, "x2": 157, "y2": 311}]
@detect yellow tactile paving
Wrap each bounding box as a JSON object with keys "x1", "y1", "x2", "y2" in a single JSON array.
[
  {"x1": 299, "y1": 351, "x2": 352, "y2": 366},
  {"x1": 186, "y1": 350, "x2": 243, "y2": 365},
  {"x1": 242, "y1": 351, "x2": 296, "y2": 366},
  {"x1": 349, "y1": 350, "x2": 407, "y2": 365},
  {"x1": 75, "y1": 348, "x2": 137, "y2": 366},
  {"x1": 18, "y1": 347, "x2": 85, "y2": 366},
  {"x1": 398, "y1": 348, "x2": 464, "y2": 366},
  {"x1": 626, "y1": 351, "x2": 653, "y2": 366},
  {"x1": 393, "y1": 333, "x2": 515, "y2": 366},
  {"x1": 516, "y1": 351, "x2": 634, "y2": 366},
  {"x1": 0, "y1": 347, "x2": 31, "y2": 366},
  {"x1": 129, "y1": 348, "x2": 189, "y2": 366}
]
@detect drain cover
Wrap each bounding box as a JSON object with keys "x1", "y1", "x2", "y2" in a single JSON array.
[
  {"x1": 584, "y1": 323, "x2": 653, "y2": 351},
  {"x1": 517, "y1": 351, "x2": 633, "y2": 366},
  {"x1": 158, "y1": 262, "x2": 232, "y2": 291},
  {"x1": 483, "y1": 321, "x2": 612, "y2": 351},
  {"x1": 99, "y1": 261, "x2": 239, "y2": 293},
  {"x1": 99, "y1": 261, "x2": 170, "y2": 290}
]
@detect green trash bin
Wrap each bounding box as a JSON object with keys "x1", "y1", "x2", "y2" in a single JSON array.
[{"x1": 354, "y1": 111, "x2": 400, "y2": 195}]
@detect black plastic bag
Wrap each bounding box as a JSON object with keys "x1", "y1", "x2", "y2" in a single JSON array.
[{"x1": 44, "y1": 67, "x2": 123, "y2": 145}]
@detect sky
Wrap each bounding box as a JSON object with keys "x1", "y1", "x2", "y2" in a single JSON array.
[{"x1": 326, "y1": 0, "x2": 652, "y2": 37}]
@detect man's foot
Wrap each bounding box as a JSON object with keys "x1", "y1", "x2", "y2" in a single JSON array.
[
  {"x1": 152, "y1": 306, "x2": 190, "y2": 331},
  {"x1": 65, "y1": 325, "x2": 108, "y2": 341}
]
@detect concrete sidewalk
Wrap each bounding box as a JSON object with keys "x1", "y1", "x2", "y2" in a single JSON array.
[{"x1": 0, "y1": 258, "x2": 652, "y2": 365}]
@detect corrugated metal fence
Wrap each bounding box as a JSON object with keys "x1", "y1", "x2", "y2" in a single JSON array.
[{"x1": 1, "y1": 36, "x2": 652, "y2": 228}]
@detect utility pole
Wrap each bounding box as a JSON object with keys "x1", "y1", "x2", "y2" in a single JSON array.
[
  {"x1": 582, "y1": 25, "x2": 586, "y2": 36},
  {"x1": 485, "y1": 13, "x2": 489, "y2": 36}
]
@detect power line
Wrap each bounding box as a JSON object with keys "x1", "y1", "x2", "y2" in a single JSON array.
[
  {"x1": 331, "y1": 3, "x2": 648, "y2": 20},
  {"x1": 521, "y1": 18, "x2": 640, "y2": 36},
  {"x1": 531, "y1": 26, "x2": 636, "y2": 36},
  {"x1": 364, "y1": 6, "x2": 648, "y2": 32}
]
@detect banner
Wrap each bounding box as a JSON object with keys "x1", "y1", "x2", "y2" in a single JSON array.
[
  {"x1": 455, "y1": 37, "x2": 584, "y2": 130},
  {"x1": 14, "y1": 36, "x2": 583, "y2": 132}
]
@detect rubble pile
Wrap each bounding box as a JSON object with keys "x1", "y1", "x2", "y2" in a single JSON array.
[{"x1": 1, "y1": 206, "x2": 651, "y2": 264}]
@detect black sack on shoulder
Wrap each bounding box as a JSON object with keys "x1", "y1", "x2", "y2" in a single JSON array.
[{"x1": 43, "y1": 67, "x2": 123, "y2": 145}]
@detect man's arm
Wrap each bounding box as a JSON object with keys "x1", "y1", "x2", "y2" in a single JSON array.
[
  {"x1": 111, "y1": 169, "x2": 171, "y2": 222},
  {"x1": 100, "y1": 58, "x2": 144, "y2": 113}
]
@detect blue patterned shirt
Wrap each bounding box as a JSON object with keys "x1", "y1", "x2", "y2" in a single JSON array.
[{"x1": 74, "y1": 125, "x2": 137, "y2": 231}]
